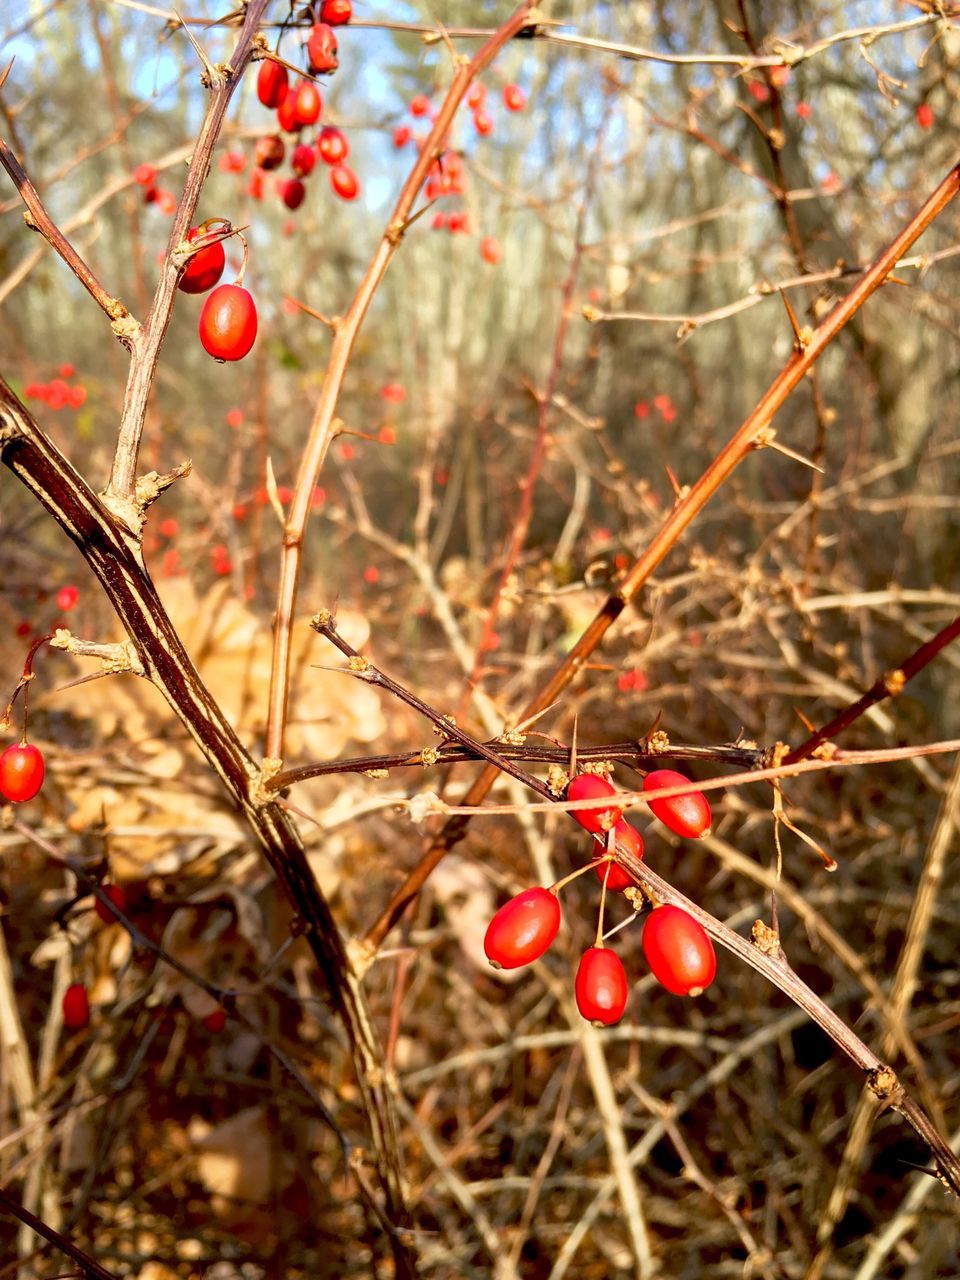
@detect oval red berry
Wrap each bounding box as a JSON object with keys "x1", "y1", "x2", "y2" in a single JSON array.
[
  {"x1": 62, "y1": 982, "x2": 90, "y2": 1030},
  {"x1": 317, "y1": 126, "x2": 349, "y2": 165},
  {"x1": 307, "y1": 22, "x2": 339, "y2": 73},
  {"x1": 575, "y1": 947, "x2": 628, "y2": 1025},
  {"x1": 293, "y1": 79, "x2": 322, "y2": 126},
  {"x1": 642, "y1": 768, "x2": 712, "y2": 838},
  {"x1": 642, "y1": 905, "x2": 716, "y2": 996},
  {"x1": 257, "y1": 60, "x2": 288, "y2": 109},
  {"x1": 0, "y1": 743, "x2": 45, "y2": 803},
  {"x1": 178, "y1": 227, "x2": 226, "y2": 294},
  {"x1": 567, "y1": 772, "x2": 622, "y2": 834},
  {"x1": 330, "y1": 164, "x2": 359, "y2": 200},
  {"x1": 483, "y1": 887, "x2": 560, "y2": 969},
  {"x1": 198, "y1": 285, "x2": 258, "y2": 362}
]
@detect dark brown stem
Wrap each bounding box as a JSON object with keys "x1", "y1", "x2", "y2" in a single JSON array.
[
  {"x1": 268, "y1": 739, "x2": 766, "y2": 792},
  {"x1": 0, "y1": 1184, "x2": 119, "y2": 1280},
  {"x1": 784, "y1": 613, "x2": 960, "y2": 764},
  {"x1": 0, "y1": 382, "x2": 416, "y2": 1279}
]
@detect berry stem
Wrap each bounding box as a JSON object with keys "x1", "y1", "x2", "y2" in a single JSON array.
[{"x1": 549, "y1": 857, "x2": 611, "y2": 896}]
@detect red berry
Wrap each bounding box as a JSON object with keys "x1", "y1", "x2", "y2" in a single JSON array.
[
  {"x1": 0, "y1": 743, "x2": 45, "y2": 803},
  {"x1": 503, "y1": 83, "x2": 526, "y2": 112},
  {"x1": 202, "y1": 1008, "x2": 227, "y2": 1033},
  {"x1": 320, "y1": 0, "x2": 351, "y2": 24},
  {"x1": 483, "y1": 887, "x2": 561, "y2": 969},
  {"x1": 279, "y1": 177, "x2": 306, "y2": 209},
  {"x1": 317, "y1": 125, "x2": 348, "y2": 164},
  {"x1": 393, "y1": 124, "x2": 412, "y2": 148},
  {"x1": 330, "y1": 164, "x2": 359, "y2": 200},
  {"x1": 292, "y1": 143, "x2": 316, "y2": 177},
  {"x1": 255, "y1": 134, "x2": 286, "y2": 170},
  {"x1": 467, "y1": 82, "x2": 486, "y2": 109},
  {"x1": 134, "y1": 163, "x2": 157, "y2": 186},
  {"x1": 62, "y1": 983, "x2": 90, "y2": 1030},
  {"x1": 567, "y1": 772, "x2": 622, "y2": 834},
  {"x1": 642, "y1": 769, "x2": 712, "y2": 838},
  {"x1": 431, "y1": 212, "x2": 447, "y2": 230},
  {"x1": 307, "y1": 22, "x2": 339, "y2": 74},
  {"x1": 293, "y1": 79, "x2": 322, "y2": 126},
  {"x1": 381, "y1": 382, "x2": 406, "y2": 403},
  {"x1": 198, "y1": 284, "x2": 258, "y2": 362},
  {"x1": 643, "y1": 905, "x2": 716, "y2": 996},
  {"x1": 575, "y1": 947, "x2": 628, "y2": 1025},
  {"x1": 916, "y1": 102, "x2": 934, "y2": 129},
  {"x1": 219, "y1": 149, "x2": 246, "y2": 173},
  {"x1": 55, "y1": 584, "x2": 79, "y2": 612},
  {"x1": 480, "y1": 235, "x2": 502, "y2": 264},
  {"x1": 95, "y1": 883, "x2": 127, "y2": 924},
  {"x1": 277, "y1": 95, "x2": 300, "y2": 133},
  {"x1": 409, "y1": 94, "x2": 431, "y2": 118},
  {"x1": 257, "y1": 59, "x2": 288, "y2": 108},
  {"x1": 156, "y1": 189, "x2": 177, "y2": 215},
  {"x1": 473, "y1": 109, "x2": 493, "y2": 136},
  {"x1": 178, "y1": 226, "x2": 226, "y2": 294},
  {"x1": 159, "y1": 517, "x2": 179, "y2": 537},
  {"x1": 593, "y1": 818, "x2": 642, "y2": 891}
]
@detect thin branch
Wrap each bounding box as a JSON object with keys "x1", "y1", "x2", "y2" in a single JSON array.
[
  {"x1": 0, "y1": 1184, "x2": 119, "y2": 1280},
  {"x1": 784, "y1": 613, "x2": 960, "y2": 764},
  {"x1": 0, "y1": 137, "x2": 135, "y2": 333},
  {"x1": 264, "y1": 0, "x2": 539, "y2": 761},
  {"x1": 105, "y1": 3, "x2": 269, "y2": 515}
]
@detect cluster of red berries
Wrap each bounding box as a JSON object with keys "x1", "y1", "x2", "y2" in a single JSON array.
[
  {"x1": 483, "y1": 767, "x2": 717, "y2": 1026},
  {"x1": 23, "y1": 365, "x2": 88, "y2": 411},
  {"x1": 251, "y1": 3, "x2": 359, "y2": 210},
  {"x1": 466, "y1": 80, "x2": 526, "y2": 138},
  {"x1": 634, "y1": 391, "x2": 677, "y2": 424},
  {"x1": 134, "y1": 163, "x2": 177, "y2": 215},
  {"x1": 0, "y1": 741, "x2": 45, "y2": 803}
]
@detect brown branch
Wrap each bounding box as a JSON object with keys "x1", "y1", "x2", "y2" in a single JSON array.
[
  {"x1": 0, "y1": 1184, "x2": 119, "y2": 1280},
  {"x1": 784, "y1": 613, "x2": 960, "y2": 764},
  {"x1": 0, "y1": 137, "x2": 135, "y2": 332},
  {"x1": 264, "y1": 0, "x2": 539, "y2": 762},
  {"x1": 267, "y1": 739, "x2": 766, "y2": 793},
  {"x1": 0, "y1": 382, "x2": 416, "y2": 1279},
  {"x1": 363, "y1": 160, "x2": 960, "y2": 952}
]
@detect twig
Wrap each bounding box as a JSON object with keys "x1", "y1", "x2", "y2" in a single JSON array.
[
  {"x1": 104, "y1": 3, "x2": 269, "y2": 517},
  {"x1": 264, "y1": 0, "x2": 539, "y2": 761},
  {"x1": 0, "y1": 1184, "x2": 119, "y2": 1280},
  {"x1": 784, "y1": 613, "x2": 960, "y2": 763},
  {"x1": 0, "y1": 137, "x2": 135, "y2": 334}
]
